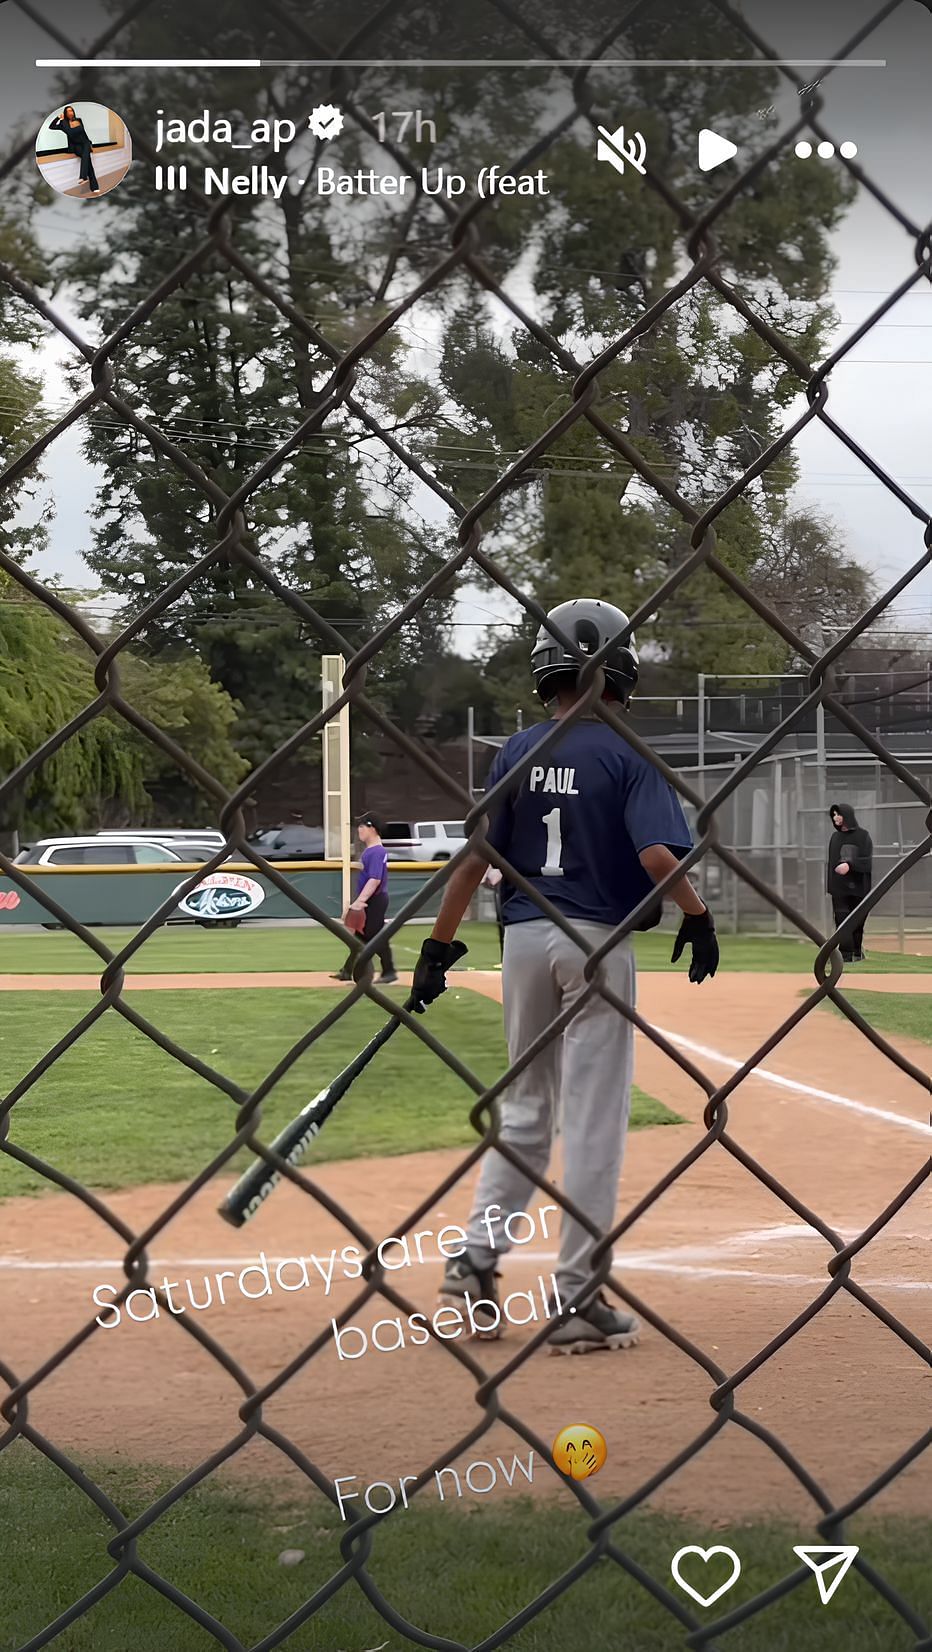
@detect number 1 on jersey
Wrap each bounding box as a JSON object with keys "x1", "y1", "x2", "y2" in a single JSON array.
[{"x1": 541, "y1": 806, "x2": 564, "y2": 876}]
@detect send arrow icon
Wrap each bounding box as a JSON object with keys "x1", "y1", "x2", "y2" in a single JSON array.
[{"x1": 793, "y1": 1546, "x2": 860, "y2": 1605}]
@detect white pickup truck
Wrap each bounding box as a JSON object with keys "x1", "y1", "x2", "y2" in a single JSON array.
[{"x1": 381, "y1": 820, "x2": 468, "y2": 861}]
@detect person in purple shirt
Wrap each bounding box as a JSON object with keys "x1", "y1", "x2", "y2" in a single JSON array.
[
  {"x1": 410, "y1": 597, "x2": 719, "y2": 1355},
  {"x1": 331, "y1": 814, "x2": 398, "y2": 985}
]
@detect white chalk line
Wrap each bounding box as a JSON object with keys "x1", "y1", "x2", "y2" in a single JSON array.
[
  {"x1": 2, "y1": 1224, "x2": 928, "y2": 1290},
  {"x1": 655, "y1": 1024, "x2": 932, "y2": 1139},
  {"x1": 2, "y1": 1258, "x2": 925, "y2": 1291}
]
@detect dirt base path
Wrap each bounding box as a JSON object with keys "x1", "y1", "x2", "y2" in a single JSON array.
[
  {"x1": 868, "y1": 934, "x2": 932, "y2": 955},
  {"x1": 1, "y1": 968, "x2": 930, "y2": 993},
  {"x1": 2, "y1": 973, "x2": 929, "y2": 1522},
  {"x1": 0, "y1": 971, "x2": 371, "y2": 991}
]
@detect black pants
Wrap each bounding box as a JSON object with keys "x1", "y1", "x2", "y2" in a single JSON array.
[
  {"x1": 73, "y1": 138, "x2": 99, "y2": 191},
  {"x1": 340, "y1": 889, "x2": 394, "y2": 977},
  {"x1": 832, "y1": 894, "x2": 866, "y2": 960}
]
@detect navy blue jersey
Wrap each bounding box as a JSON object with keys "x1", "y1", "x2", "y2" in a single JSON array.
[{"x1": 484, "y1": 719, "x2": 692, "y2": 928}]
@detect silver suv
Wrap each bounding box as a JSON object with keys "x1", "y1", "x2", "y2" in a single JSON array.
[
  {"x1": 97, "y1": 828, "x2": 227, "y2": 849},
  {"x1": 14, "y1": 837, "x2": 210, "y2": 866}
]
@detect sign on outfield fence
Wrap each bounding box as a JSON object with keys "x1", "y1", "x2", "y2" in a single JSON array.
[{"x1": 174, "y1": 871, "x2": 266, "y2": 921}]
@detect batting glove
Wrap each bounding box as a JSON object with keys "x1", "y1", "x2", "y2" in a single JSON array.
[
  {"x1": 411, "y1": 938, "x2": 469, "y2": 1012},
  {"x1": 671, "y1": 909, "x2": 719, "y2": 984}
]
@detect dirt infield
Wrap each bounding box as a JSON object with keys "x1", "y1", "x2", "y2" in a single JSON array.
[
  {"x1": 867, "y1": 934, "x2": 932, "y2": 956},
  {"x1": 2, "y1": 967, "x2": 932, "y2": 994},
  {"x1": 0, "y1": 971, "x2": 373, "y2": 991},
  {"x1": 2, "y1": 972, "x2": 929, "y2": 1522}
]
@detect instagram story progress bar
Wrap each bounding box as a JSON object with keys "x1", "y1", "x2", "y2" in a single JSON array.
[{"x1": 36, "y1": 57, "x2": 888, "y2": 68}]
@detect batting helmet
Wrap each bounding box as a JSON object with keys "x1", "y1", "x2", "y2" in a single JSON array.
[{"x1": 530, "y1": 598, "x2": 639, "y2": 705}]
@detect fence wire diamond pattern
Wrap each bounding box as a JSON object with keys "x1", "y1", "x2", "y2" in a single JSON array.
[{"x1": 1, "y1": 1, "x2": 930, "y2": 1648}]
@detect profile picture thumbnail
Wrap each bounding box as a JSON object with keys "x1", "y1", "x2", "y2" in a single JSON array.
[{"x1": 35, "y1": 101, "x2": 132, "y2": 200}]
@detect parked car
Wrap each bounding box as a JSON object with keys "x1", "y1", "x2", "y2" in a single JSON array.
[
  {"x1": 247, "y1": 825, "x2": 326, "y2": 861},
  {"x1": 14, "y1": 836, "x2": 206, "y2": 867},
  {"x1": 10, "y1": 836, "x2": 250, "y2": 930},
  {"x1": 380, "y1": 820, "x2": 468, "y2": 861},
  {"x1": 96, "y1": 828, "x2": 227, "y2": 849}
]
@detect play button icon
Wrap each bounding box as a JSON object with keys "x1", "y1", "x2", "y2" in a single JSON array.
[{"x1": 698, "y1": 129, "x2": 739, "y2": 172}]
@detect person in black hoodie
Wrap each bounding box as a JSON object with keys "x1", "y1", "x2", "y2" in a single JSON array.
[
  {"x1": 49, "y1": 107, "x2": 101, "y2": 195},
  {"x1": 827, "y1": 802, "x2": 873, "y2": 962}
]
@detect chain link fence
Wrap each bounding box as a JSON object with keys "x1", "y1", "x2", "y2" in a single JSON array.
[
  {"x1": 1, "y1": 1, "x2": 931, "y2": 1647},
  {"x1": 472, "y1": 713, "x2": 932, "y2": 937},
  {"x1": 688, "y1": 754, "x2": 932, "y2": 937}
]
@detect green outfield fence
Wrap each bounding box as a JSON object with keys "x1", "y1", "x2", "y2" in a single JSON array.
[
  {"x1": 1, "y1": 2, "x2": 931, "y2": 1650},
  {"x1": 0, "y1": 863, "x2": 445, "y2": 927}
]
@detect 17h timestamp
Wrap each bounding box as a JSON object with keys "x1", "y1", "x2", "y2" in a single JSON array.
[{"x1": 368, "y1": 110, "x2": 437, "y2": 144}]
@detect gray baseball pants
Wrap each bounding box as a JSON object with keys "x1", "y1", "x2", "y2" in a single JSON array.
[{"x1": 465, "y1": 918, "x2": 636, "y2": 1300}]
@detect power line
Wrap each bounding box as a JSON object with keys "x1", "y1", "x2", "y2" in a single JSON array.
[
  {"x1": 18, "y1": 213, "x2": 932, "y2": 305},
  {"x1": 7, "y1": 406, "x2": 932, "y2": 486}
]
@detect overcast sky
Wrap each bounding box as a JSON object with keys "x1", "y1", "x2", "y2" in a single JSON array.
[{"x1": 2, "y1": 0, "x2": 930, "y2": 654}]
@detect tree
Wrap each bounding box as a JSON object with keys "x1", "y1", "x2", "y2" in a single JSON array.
[
  {"x1": 751, "y1": 510, "x2": 877, "y2": 654},
  {"x1": 0, "y1": 582, "x2": 247, "y2": 834},
  {"x1": 421, "y1": 5, "x2": 858, "y2": 682},
  {"x1": 38, "y1": 0, "x2": 867, "y2": 784},
  {"x1": 0, "y1": 201, "x2": 54, "y2": 564},
  {"x1": 0, "y1": 582, "x2": 145, "y2": 834},
  {"x1": 52, "y1": 1, "x2": 459, "y2": 780},
  {"x1": 116, "y1": 652, "x2": 250, "y2": 823}
]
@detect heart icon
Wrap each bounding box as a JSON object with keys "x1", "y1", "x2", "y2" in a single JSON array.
[{"x1": 670, "y1": 1545, "x2": 742, "y2": 1608}]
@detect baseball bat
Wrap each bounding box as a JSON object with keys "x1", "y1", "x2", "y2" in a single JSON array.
[{"x1": 218, "y1": 999, "x2": 413, "y2": 1228}]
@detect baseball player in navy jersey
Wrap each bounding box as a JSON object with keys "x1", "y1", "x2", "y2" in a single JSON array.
[{"x1": 411, "y1": 598, "x2": 719, "y2": 1355}]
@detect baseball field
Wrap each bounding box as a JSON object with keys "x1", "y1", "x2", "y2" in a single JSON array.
[{"x1": 2, "y1": 921, "x2": 930, "y2": 1650}]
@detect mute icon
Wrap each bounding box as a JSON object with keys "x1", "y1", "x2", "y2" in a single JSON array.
[
  {"x1": 793, "y1": 1545, "x2": 860, "y2": 1605},
  {"x1": 596, "y1": 124, "x2": 647, "y2": 177}
]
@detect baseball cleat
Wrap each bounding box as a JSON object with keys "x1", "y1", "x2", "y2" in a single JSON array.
[
  {"x1": 547, "y1": 1291, "x2": 641, "y2": 1355},
  {"x1": 437, "y1": 1253, "x2": 503, "y2": 1340}
]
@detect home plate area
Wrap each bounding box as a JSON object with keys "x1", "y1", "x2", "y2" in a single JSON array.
[{"x1": 2, "y1": 967, "x2": 928, "y2": 1524}]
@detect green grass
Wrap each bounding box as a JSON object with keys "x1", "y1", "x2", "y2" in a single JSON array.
[
  {"x1": 0, "y1": 989, "x2": 681, "y2": 1200},
  {"x1": 2, "y1": 1443, "x2": 928, "y2": 1651},
  {"x1": 0, "y1": 920, "x2": 503, "y2": 974},
  {"x1": 626, "y1": 1087, "x2": 682, "y2": 1129},
  {"x1": 2, "y1": 922, "x2": 931, "y2": 975},
  {"x1": 816, "y1": 989, "x2": 932, "y2": 1046},
  {"x1": 658, "y1": 934, "x2": 932, "y2": 975}
]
